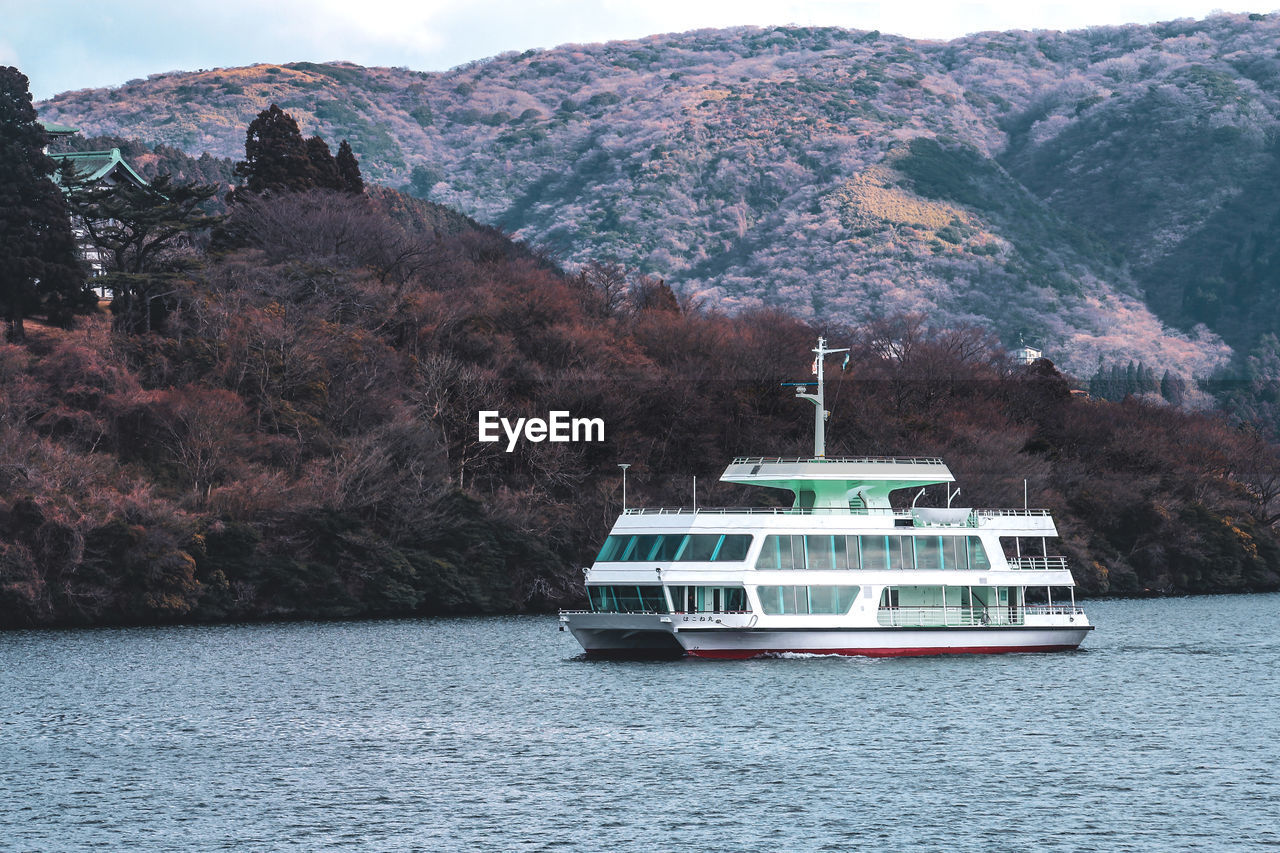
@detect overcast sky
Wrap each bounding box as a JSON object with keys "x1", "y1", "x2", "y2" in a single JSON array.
[{"x1": 0, "y1": 0, "x2": 1260, "y2": 101}]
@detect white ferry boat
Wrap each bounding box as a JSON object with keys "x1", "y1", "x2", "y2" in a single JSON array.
[{"x1": 559, "y1": 337, "x2": 1093, "y2": 659}]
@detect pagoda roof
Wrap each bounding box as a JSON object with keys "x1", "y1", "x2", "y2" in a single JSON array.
[
  {"x1": 51, "y1": 149, "x2": 148, "y2": 188},
  {"x1": 40, "y1": 121, "x2": 79, "y2": 136}
]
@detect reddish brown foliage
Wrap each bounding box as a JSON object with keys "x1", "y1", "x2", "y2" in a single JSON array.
[{"x1": 2, "y1": 190, "x2": 1279, "y2": 628}]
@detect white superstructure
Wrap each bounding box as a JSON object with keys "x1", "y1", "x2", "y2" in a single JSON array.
[{"x1": 559, "y1": 338, "x2": 1092, "y2": 659}]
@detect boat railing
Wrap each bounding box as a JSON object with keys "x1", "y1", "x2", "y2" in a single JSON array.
[
  {"x1": 669, "y1": 610, "x2": 753, "y2": 616},
  {"x1": 558, "y1": 609, "x2": 753, "y2": 616},
  {"x1": 731, "y1": 456, "x2": 945, "y2": 465},
  {"x1": 558, "y1": 609, "x2": 664, "y2": 616},
  {"x1": 1007, "y1": 556, "x2": 1070, "y2": 570},
  {"x1": 973, "y1": 508, "x2": 1052, "y2": 518},
  {"x1": 877, "y1": 604, "x2": 1084, "y2": 627},
  {"x1": 1021, "y1": 604, "x2": 1086, "y2": 616},
  {"x1": 877, "y1": 605, "x2": 1027, "y2": 628},
  {"x1": 621, "y1": 506, "x2": 904, "y2": 516},
  {"x1": 620, "y1": 506, "x2": 1050, "y2": 523}
]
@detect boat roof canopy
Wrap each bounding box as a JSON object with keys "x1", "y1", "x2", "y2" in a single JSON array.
[{"x1": 721, "y1": 457, "x2": 954, "y2": 510}]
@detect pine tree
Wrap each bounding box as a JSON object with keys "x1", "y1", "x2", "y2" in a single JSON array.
[
  {"x1": 61, "y1": 170, "x2": 220, "y2": 333},
  {"x1": 336, "y1": 140, "x2": 364, "y2": 194},
  {"x1": 0, "y1": 66, "x2": 91, "y2": 342},
  {"x1": 232, "y1": 104, "x2": 315, "y2": 197},
  {"x1": 305, "y1": 136, "x2": 342, "y2": 191}
]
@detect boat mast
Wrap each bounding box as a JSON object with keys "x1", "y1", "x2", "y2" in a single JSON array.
[{"x1": 795, "y1": 336, "x2": 849, "y2": 459}]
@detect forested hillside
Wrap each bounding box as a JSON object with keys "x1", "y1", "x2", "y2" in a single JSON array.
[
  {"x1": 38, "y1": 14, "x2": 1280, "y2": 378},
  {"x1": 3, "y1": 176, "x2": 1280, "y2": 627}
]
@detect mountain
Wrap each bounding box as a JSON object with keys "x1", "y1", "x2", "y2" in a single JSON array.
[{"x1": 36, "y1": 15, "x2": 1280, "y2": 377}]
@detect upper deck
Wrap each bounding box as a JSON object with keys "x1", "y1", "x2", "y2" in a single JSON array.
[{"x1": 721, "y1": 456, "x2": 955, "y2": 510}]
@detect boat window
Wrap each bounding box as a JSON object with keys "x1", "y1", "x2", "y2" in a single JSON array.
[
  {"x1": 678, "y1": 534, "x2": 720, "y2": 561},
  {"x1": 587, "y1": 585, "x2": 668, "y2": 613},
  {"x1": 888, "y1": 535, "x2": 914, "y2": 570},
  {"x1": 838, "y1": 535, "x2": 854, "y2": 569},
  {"x1": 748, "y1": 534, "x2": 991, "y2": 571},
  {"x1": 668, "y1": 585, "x2": 748, "y2": 612},
  {"x1": 757, "y1": 585, "x2": 860, "y2": 615},
  {"x1": 660, "y1": 534, "x2": 755, "y2": 562},
  {"x1": 651, "y1": 534, "x2": 684, "y2": 561},
  {"x1": 807, "y1": 585, "x2": 860, "y2": 614},
  {"x1": 786, "y1": 535, "x2": 805, "y2": 568},
  {"x1": 595, "y1": 535, "x2": 630, "y2": 562},
  {"x1": 615, "y1": 586, "x2": 643, "y2": 612},
  {"x1": 756, "y1": 534, "x2": 806, "y2": 569},
  {"x1": 715, "y1": 535, "x2": 752, "y2": 562},
  {"x1": 627, "y1": 535, "x2": 662, "y2": 561},
  {"x1": 915, "y1": 536, "x2": 942, "y2": 570},
  {"x1": 968, "y1": 537, "x2": 991, "y2": 570},
  {"x1": 860, "y1": 536, "x2": 888, "y2": 570},
  {"x1": 588, "y1": 586, "x2": 613, "y2": 611},
  {"x1": 638, "y1": 586, "x2": 668, "y2": 612},
  {"x1": 805, "y1": 535, "x2": 837, "y2": 570},
  {"x1": 756, "y1": 536, "x2": 779, "y2": 569},
  {"x1": 760, "y1": 585, "x2": 806, "y2": 614},
  {"x1": 598, "y1": 534, "x2": 756, "y2": 563},
  {"x1": 756, "y1": 585, "x2": 783, "y2": 613}
]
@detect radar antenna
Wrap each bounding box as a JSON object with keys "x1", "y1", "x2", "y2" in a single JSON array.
[{"x1": 793, "y1": 336, "x2": 849, "y2": 459}]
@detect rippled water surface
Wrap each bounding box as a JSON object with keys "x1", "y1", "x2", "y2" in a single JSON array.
[{"x1": 2, "y1": 595, "x2": 1279, "y2": 851}]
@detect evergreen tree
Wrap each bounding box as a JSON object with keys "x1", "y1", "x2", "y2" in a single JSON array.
[
  {"x1": 305, "y1": 136, "x2": 342, "y2": 191},
  {"x1": 232, "y1": 105, "x2": 314, "y2": 198},
  {"x1": 336, "y1": 140, "x2": 364, "y2": 194},
  {"x1": 1107, "y1": 364, "x2": 1124, "y2": 400},
  {"x1": 1219, "y1": 333, "x2": 1280, "y2": 436},
  {"x1": 1138, "y1": 363, "x2": 1159, "y2": 395},
  {"x1": 409, "y1": 164, "x2": 439, "y2": 198},
  {"x1": 1161, "y1": 370, "x2": 1186, "y2": 408},
  {"x1": 1089, "y1": 359, "x2": 1107, "y2": 399},
  {"x1": 0, "y1": 66, "x2": 91, "y2": 342},
  {"x1": 61, "y1": 170, "x2": 220, "y2": 333}
]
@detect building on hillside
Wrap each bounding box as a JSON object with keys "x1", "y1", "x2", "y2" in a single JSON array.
[
  {"x1": 42, "y1": 122, "x2": 149, "y2": 294},
  {"x1": 1011, "y1": 336, "x2": 1043, "y2": 365},
  {"x1": 40, "y1": 121, "x2": 80, "y2": 149}
]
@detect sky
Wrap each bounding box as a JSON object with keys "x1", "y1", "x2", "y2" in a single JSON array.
[{"x1": 0, "y1": 0, "x2": 1261, "y2": 101}]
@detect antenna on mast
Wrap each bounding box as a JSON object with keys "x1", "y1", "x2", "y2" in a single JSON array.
[{"x1": 793, "y1": 336, "x2": 850, "y2": 458}]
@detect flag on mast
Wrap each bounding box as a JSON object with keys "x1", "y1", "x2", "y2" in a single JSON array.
[{"x1": 811, "y1": 358, "x2": 818, "y2": 375}]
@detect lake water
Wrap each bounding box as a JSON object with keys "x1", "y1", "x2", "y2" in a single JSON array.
[{"x1": 2, "y1": 594, "x2": 1278, "y2": 851}]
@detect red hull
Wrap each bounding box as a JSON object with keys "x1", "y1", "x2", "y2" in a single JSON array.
[{"x1": 687, "y1": 643, "x2": 1082, "y2": 660}]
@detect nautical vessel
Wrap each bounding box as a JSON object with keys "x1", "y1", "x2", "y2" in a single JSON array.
[{"x1": 559, "y1": 337, "x2": 1093, "y2": 659}]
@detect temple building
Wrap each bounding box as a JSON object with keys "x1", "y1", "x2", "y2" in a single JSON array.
[{"x1": 42, "y1": 122, "x2": 148, "y2": 291}]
